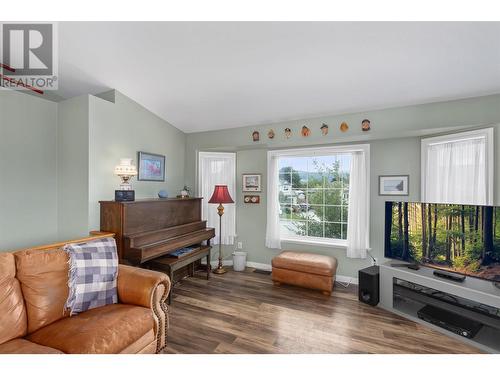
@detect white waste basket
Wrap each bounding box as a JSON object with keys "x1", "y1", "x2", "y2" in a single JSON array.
[{"x1": 232, "y1": 251, "x2": 247, "y2": 271}]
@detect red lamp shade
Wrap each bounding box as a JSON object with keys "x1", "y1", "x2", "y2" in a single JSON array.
[{"x1": 208, "y1": 185, "x2": 234, "y2": 204}]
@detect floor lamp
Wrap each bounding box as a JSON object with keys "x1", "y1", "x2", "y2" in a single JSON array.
[{"x1": 208, "y1": 185, "x2": 234, "y2": 274}]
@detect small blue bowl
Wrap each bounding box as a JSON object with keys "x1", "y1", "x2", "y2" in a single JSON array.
[{"x1": 158, "y1": 190, "x2": 168, "y2": 198}]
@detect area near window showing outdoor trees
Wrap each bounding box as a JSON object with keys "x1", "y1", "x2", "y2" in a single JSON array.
[
  {"x1": 385, "y1": 202, "x2": 500, "y2": 281},
  {"x1": 278, "y1": 154, "x2": 351, "y2": 241}
]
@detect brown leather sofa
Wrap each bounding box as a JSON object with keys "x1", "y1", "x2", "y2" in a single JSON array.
[{"x1": 0, "y1": 233, "x2": 171, "y2": 354}]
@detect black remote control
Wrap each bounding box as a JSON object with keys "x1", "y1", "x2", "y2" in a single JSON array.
[{"x1": 390, "y1": 263, "x2": 420, "y2": 270}]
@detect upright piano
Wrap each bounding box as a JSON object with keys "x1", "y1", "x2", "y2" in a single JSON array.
[{"x1": 99, "y1": 198, "x2": 215, "y2": 265}]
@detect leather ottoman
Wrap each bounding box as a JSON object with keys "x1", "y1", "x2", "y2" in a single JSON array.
[{"x1": 271, "y1": 251, "x2": 338, "y2": 295}]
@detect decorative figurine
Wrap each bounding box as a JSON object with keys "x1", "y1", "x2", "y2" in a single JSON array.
[
  {"x1": 179, "y1": 185, "x2": 190, "y2": 198},
  {"x1": 301, "y1": 125, "x2": 311, "y2": 137},
  {"x1": 284, "y1": 128, "x2": 292, "y2": 139},
  {"x1": 320, "y1": 123, "x2": 329, "y2": 136},
  {"x1": 268, "y1": 129, "x2": 275, "y2": 139},
  {"x1": 252, "y1": 131, "x2": 260, "y2": 142},
  {"x1": 361, "y1": 119, "x2": 371, "y2": 131},
  {"x1": 340, "y1": 121, "x2": 349, "y2": 132}
]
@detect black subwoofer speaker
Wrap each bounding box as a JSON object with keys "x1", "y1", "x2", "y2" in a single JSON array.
[{"x1": 358, "y1": 265, "x2": 379, "y2": 306}]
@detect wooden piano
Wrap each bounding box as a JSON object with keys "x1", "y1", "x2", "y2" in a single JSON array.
[{"x1": 99, "y1": 198, "x2": 215, "y2": 266}]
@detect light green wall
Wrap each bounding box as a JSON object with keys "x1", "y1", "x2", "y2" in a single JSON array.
[
  {"x1": 0, "y1": 91, "x2": 58, "y2": 250},
  {"x1": 0, "y1": 89, "x2": 186, "y2": 250},
  {"x1": 185, "y1": 94, "x2": 500, "y2": 279},
  {"x1": 57, "y1": 95, "x2": 90, "y2": 241},
  {"x1": 87, "y1": 91, "x2": 186, "y2": 231},
  {"x1": 186, "y1": 94, "x2": 500, "y2": 189}
]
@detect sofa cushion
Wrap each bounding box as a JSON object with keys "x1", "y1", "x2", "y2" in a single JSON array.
[
  {"x1": 271, "y1": 251, "x2": 338, "y2": 276},
  {"x1": 0, "y1": 339, "x2": 63, "y2": 354},
  {"x1": 63, "y1": 237, "x2": 118, "y2": 315},
  {"x1": 0, "y1": 253, "x2": 27, "y2": 344},
  {"x1": 14, "y1": 248, "x2": 70, "y2": 333},
  {"x1": 27, "y1": 303, "x2": 154, "y2": 354}
]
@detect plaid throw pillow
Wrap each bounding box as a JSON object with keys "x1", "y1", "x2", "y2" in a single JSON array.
[{"x1": 63, "y1": 237, "x2": 118, "y2": 315}]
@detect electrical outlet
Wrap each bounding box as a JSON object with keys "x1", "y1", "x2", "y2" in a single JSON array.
[
  {"x1": 371, "y1": 257, "x2": 378, "y2": 266},
  {"x1": 237, "y1": 242, "x2": 243, "y2": 249}
]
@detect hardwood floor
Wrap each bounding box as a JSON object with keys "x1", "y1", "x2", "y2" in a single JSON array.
[{"x1": 163, "y1": 268, "x2": 482, "y2": 354}]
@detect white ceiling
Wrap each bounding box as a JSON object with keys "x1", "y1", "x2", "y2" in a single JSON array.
[{"x1": 58, "y1": 22, "x2": 500, "y2": 133}]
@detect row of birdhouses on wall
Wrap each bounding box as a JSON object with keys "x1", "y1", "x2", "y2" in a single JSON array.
[{"x1": 251, "y1": 119, "x2": 371, "y2": 142}]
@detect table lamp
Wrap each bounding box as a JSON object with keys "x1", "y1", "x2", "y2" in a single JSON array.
[
  {"x1": 114, "y1": 158, "x2": 137, "y2": 201},
  {"x1": 208, "y1": 185, "x2": 234, "y2": 274}
]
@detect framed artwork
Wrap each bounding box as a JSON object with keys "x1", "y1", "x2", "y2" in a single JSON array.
[
  {"x1": 243, "y1": 195, "x2": 260, "y2": 204},
  {"x1": 242, "y1": 174, "x2": 262, "y2": 192},
  {"x1": 138, "y1": 151, "x2": 166, "y2": 181},
  {"x1": 379, "y1": 175, "x2": 409, "y2": 196}
]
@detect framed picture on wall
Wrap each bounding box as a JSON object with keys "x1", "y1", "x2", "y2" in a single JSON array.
[
  {"x1": 379, "y1": 175, "x2": 409, "y2": 196},
  {"x1": 138, "y1": 151, "x2": 166, "y2": 181},
  {"x1": 242, "y1": 174, "x2": 262, "y2": 192}
]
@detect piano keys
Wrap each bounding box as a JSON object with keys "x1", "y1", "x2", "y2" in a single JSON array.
[{"x1": 99, "y1": 198, "x2": 215, "y2": 265}]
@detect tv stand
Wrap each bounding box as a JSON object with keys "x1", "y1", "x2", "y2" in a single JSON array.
[{"x1": 380, "y1": 261, "x2": 500, "y2": 353}]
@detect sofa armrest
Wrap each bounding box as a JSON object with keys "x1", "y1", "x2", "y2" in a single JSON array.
[{"x1": 117, "y1": 265, "x2": 171, "y2": 352}]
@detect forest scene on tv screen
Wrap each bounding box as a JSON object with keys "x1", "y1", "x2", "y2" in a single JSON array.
[{"x1": 385, "y1": 202, "x2": 500, "y2": 281}]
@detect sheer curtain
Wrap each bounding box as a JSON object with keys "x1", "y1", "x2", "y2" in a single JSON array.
[
  {"x1": 346, "y1": 150, "x2": 370, "y2": 259},
  {"x1": 422, "y1": 131, "x2": 492, "y2": 205},
  {"x1": 265, "y1": 152, "x2": 281, "y2": 249},
  {"x1": 198, "y1": 152, "x2": 236, "y2": 245}
]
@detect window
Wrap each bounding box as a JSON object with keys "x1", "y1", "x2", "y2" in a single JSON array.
[
  {"x1": 266, "y1": 145, "x2": 370, "y2": 256},
  {"x1": 278, "y1": 153, "x2": 351, "y2": 243},
  {"x1": 198, "y1": 152, "x2": 236, "y2": 245},
  {"x1": 421, "y1": 128, "x2": 494, "y2": 205}
]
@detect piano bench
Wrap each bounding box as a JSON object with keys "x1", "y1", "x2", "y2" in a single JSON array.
[{"x1": 147, "y1": 246, "x2": 211, "y2": 304}]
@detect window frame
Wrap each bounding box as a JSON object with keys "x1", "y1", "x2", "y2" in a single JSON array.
[
  {"x1": 269, "y1": 144, "x2": 370, "y2": 248},
  {"x1": 420, "y1": 128, "x2": 494, "y2": 205}
]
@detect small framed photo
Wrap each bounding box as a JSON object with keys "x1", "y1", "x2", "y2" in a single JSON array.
[
  {"x1": 243, "y1": 195, "x2": 260, "y2": 204},
  {"x1": 379, "y1": 175, "x2": 409, "y2": 196},
  {"x1": 242, "y1": 174, "x2": 262, "y2": 192},
  {"x1": 138, "y1": 151, "x2": 166, "y2": 181}
]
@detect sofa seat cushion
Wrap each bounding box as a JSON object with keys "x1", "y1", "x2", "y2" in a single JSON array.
[
  {"x1": 0, "y1": 339, "x2": 63, "y2": 354},
  {"x1": 26, "y1": 303, "x2": 154, "y2": 354},
  {"x1": 271, "y1": 251, "x2": 337, "y2": 276}
]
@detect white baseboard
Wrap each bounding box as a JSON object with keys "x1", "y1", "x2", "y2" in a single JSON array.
[
  {"x1": 335, "y1": 274, "x2": 359, "y2": 285},
  {"x1": 205, "y1": 259, "x2": 358, "y2": 285}
]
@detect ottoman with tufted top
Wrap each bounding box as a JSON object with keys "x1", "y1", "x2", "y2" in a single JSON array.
[{"x1": 271, "y1": 251, "x2": 338, "y2": 295}]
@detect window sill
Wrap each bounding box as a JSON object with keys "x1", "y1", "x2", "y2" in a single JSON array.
[{"x1": 281, "y1": 237, "x2": 348, "y2": 249}]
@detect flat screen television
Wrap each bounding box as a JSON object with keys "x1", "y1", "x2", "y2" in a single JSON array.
[{"x1": 384, "y1": 201, "x2": 500, "y2": 282}]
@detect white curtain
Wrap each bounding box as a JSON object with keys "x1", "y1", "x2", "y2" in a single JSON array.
[
  {"x1": 424, "y1": 137, "x2": 488, "y2": 205},
  {"x1": 346, "y1": 150, "x2": 370, "y2": 259},
  {"x1": 198, "y1": 152, "x2": 236, "y2": 245},
  {"x1": 265, "y1": 153, "x2": 281, "y2": 249}
]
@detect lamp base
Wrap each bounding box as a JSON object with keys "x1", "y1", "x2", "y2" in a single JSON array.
[{"x1": 212, "y1": 265, "x2": 227, "y2": 274}]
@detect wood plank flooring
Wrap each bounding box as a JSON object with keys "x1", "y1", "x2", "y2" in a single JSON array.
[{"x1": 163, "y1": 268, "x2": 482, "y2": 354}]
